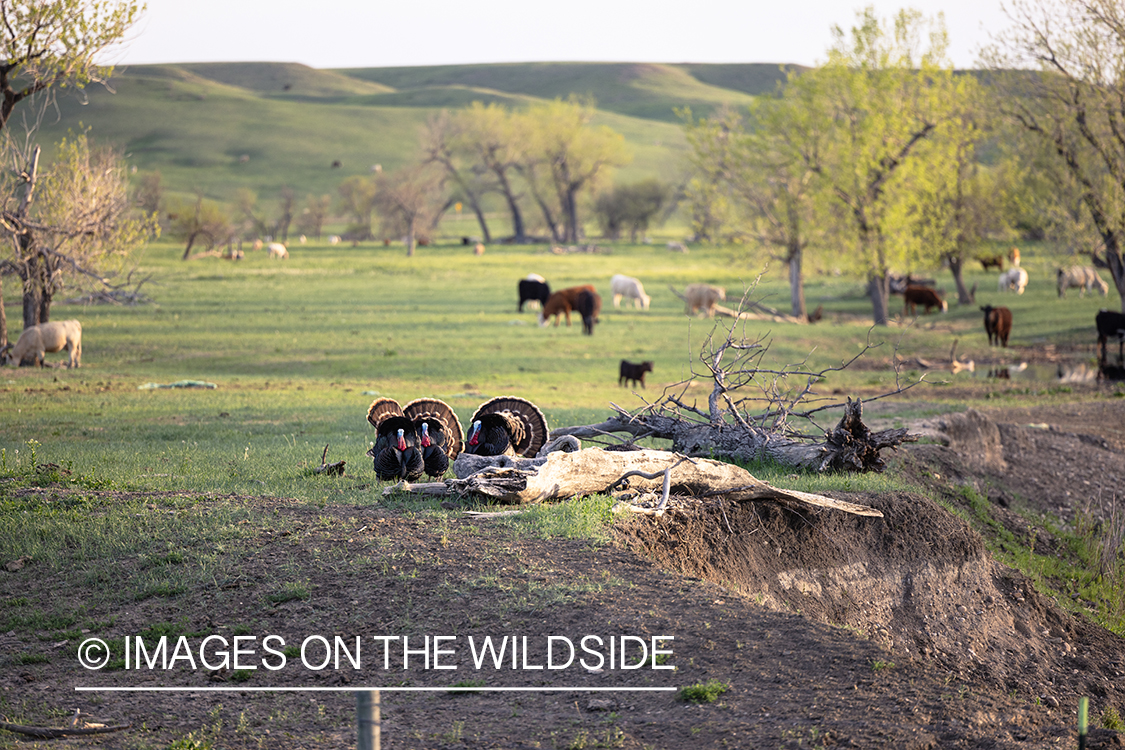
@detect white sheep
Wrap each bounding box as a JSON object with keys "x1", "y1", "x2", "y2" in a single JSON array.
[
  {"x1": 998, "y1": 267, "x2": 1028, "y2": 294},
  {"x1": 610, "y1": 274, "x2": 651, "y2": 310},
  {"x1": 1, "y1": 320, "x2": 82, "y2": 368},
  {"x1": 683, "y1": 283, "x2": 726, "y2": 317},
  {"x1": 268, "y1": 242, "x2": 289, "y2": 259}
]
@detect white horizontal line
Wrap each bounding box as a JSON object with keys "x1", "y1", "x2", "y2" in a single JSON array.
[{"x1": 75, "y1": 686, "x2": 677, "y2": 693}]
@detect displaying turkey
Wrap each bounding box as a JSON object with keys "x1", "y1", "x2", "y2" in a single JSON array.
[
  {"x1": 464, "y1": 396, "x2": 549, "y2": 458},
  {"x1": 402, "y1": 397, "x2": 463, "y2": 478},
  {"x1": 366, "y1": 397, "x2": 424, "y2": 481}
]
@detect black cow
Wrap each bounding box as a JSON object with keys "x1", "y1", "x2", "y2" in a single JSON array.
[
  {"x1": 576, "y1": 289, "x2": 601, "y2": 336},
  {"x1": 1096, "y1": 310, "x2": 1125, "y2": 365},
  {"x1": 517, "y1": 278, "x2": 551, "y2": 312},
  {"x1": 619, "y1": 360, "x2": 654, "y2": 388}
]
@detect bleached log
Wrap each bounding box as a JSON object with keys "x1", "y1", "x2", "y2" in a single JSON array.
[{"x1": 410, "y1": 447, "x2": 882, "y2": 516}]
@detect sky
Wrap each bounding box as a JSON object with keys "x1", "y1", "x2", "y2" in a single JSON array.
[{"x1": 111, "y1": 0, "x2": 1012, "y2": 70}]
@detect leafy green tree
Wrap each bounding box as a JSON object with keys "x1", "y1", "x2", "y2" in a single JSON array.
[
  {"x1": 802, "y1": 7, "x2": 960, "y2": 325},
  {"x1": 0, "y1": 0, "x2": 142, "y2": 133},
  {"x1": 296, "y1": 194, "x2": 331, "y2": 240},
  {"x1": 594, "y1": 179, "x2": 669, "y2": 241},
  {"x1": 168, "y1": 191, "x2": 232, "y2": 260},
  {"x1": 336, "y1": 175, "x2": 378, "y2": 241},
  {"x1": 984, "y1": 0, "x2": 1125, "y2": 310},
  {"x1": 521, "y1": 98, "x2": 632, "y2": 243}
]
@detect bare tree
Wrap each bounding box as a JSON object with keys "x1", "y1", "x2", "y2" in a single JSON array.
[
  {"x1": 374, "y1": 164, "x2": 444, "y2": 257},
  {"x1": 296, "y1": 194, "x2": 331, "y2": 240},
  {"x1": 0, "y1": 133, "x2": 155, "y2": 328},
  {"x1": 421, "y1": 110, "x2": 493, "y2": 242},
  {"x1": 984, "y1": 0, "x2": 1125, "y2": 309}
]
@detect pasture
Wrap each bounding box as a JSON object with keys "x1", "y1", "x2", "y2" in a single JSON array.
[
  {"x1": 0, "y1": 238, "x2": 1118, "y2": 501},
  {"x1": 2, "y1": 238, "x2": 1125, "y2": 749}
]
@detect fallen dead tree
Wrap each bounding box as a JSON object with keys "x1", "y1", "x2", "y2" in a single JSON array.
[
  {"x1": 387, "y1": 446, "x2": 882, "y2": 517},
  {"x1": 555, "y1": 298, "x2": 917, "y2": 471},
  {"x1": 553, "y1": 397, "x2": 912, "y2": 473}
]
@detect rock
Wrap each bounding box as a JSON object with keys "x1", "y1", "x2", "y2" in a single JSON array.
[{"x1": 941, "y1": 409, "x2": 1008, "y2": 472}]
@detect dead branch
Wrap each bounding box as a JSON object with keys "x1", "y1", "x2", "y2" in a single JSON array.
[
  {"x1": 313, "y1": 444, "x2": 346, "y2": 476},
  {"x1": 0, "y1": 719, "x2": 131, "y2": 738}
]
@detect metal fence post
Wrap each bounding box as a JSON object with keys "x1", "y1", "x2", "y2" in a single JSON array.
[{"x1": 356, "y1": 690, "x2": 380, "y2": 750}]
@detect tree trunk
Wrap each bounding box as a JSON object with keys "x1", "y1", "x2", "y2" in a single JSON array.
[
  {"x1": 494, "y1": 170, "x2": 527, "y2": 243},
  {"x1": 788, "y1": 246, "x2": 806, "y2": 319},
  {"x1": 21, "y1": 251, "x2": 41, "y2": 329},
  {"x1": 468, "y1": 199, "x2": 492, "y2": 243},
  {"x1": 867, "y1": 273, "x2": 890, "y2": 326},
  {"x1": 0, "y1": 274, "x2": 7, "y2": 348},
  {"x1": 406, "y1": 220, "x2": 416, "y2": 257},
  {"x1": 563, "y1": 186, "x2": 580, "y2": 243},
  {"x1": 551, "y1": 398, "x2": 913, "y2": 473},
  {"x1": 947, "y1": 254, "x2": 973, "y2": 305},
  {"x1": 181, "y1": 232, "x2": 198, "y2": 260}
]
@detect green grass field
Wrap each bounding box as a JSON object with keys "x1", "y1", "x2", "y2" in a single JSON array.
[{"x1": 0, "y1": 235, "x2": 1118, "y2": 504}]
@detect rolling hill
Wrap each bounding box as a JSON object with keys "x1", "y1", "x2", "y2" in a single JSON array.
[{"x1": 28, "y1": 61, "x2": 790, "y2": 204}]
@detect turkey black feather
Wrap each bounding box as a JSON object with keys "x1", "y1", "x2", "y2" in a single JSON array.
[{"x1": 465, "y1": 396, "x2": 548, "y2": 457}]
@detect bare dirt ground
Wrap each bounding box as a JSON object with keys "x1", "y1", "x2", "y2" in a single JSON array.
[{"x1": 3, "y1": 397, "x2": 1125, "y2": 748}]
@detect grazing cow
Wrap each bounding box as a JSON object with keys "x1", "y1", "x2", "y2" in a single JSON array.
[
  {"x1": 473, "y1": 243, "x2": 486, "y2": 256},
  {"x1": 540, "y1": 285, "x2": 597, "y2": 327},
  {"x1": 268, "y1": 242, "x2": 288, "y2": 259},
  {"x1": 619, "y1": 360, "x2": 654, "y2": 388},
  {"x1": 978, "y1": 255, "x2": 1004, "y2": 271},
  {"x1": 903, "y1": 285, "x2": 948, "y2": 315},
  {"x1": 998, "y1": 267, "x2": 1028, "y2": 294},
  {"x1": 1096, "y1": 310, "x2": 1125, "y2": 365},
  {"x1": 328, "y1": 235, "x2": 341, "y2": 245},
  {"x1": 576, "y1": 289, "x2": 602, "y2": 335},
  {"x1": 518, "y1": 276, "x2": 551, "y2": 312},
  {"x1": 1, "y1": 320, "x2": 83, "y2": 367},
  {"x1": 667, "y1": 241, "x2": 688, "y2": 253},
  {"x1": 1057, "y1": 265, "x2": 1109, "y2": 297},
  {"x1": 610, "y1": 274, "x2": 651, "y2": 310},
  {"x1": 981, "y1": 305, "x2": 1013, "y2": 347},
  {"x1": 888, "y1": 273, "x2": 936, "y2": 295},
  {"x1": 683, "y1": 283, "x2": 726, "y2": 317}
]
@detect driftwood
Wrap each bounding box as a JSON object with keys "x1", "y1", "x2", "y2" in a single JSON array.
[
  {"x1": 552, "y1": 398, "x2": 914, "y2": 473},
  {"x1": 313, "y1": 444, "x2": 346, "y2": 476},
  {"x1": 386, "y1": 447, "x2": 882, "y2": 517},
  {"x1": 0, "y1": 719, "x2": 131, "y2": 738}
]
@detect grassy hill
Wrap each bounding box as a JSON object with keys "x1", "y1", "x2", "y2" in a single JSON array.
[{"x1": 28, "y1": 61, "x2": 777, "y2": 204}]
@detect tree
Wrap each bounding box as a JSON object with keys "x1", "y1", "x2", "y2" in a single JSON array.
[
  {"x1": 168, "y1": 191, "x2": 232, "y2": 260},
  {"x1": 983, "y1": 0, "x2": 1125, "y2": 310},
  {"x1": 522, "y1": 98, "x2": 632, "y2": 243},
  {"x1": 421, "y1": 110, "x2": 493, "y2": 242},
  {"x1": 459, "y1": 102, "x2": 530, "y2": 242},
  {"x1": 594, "y1": 179, "x2": 669, "y2": 241},
  {"x1": 374, "y1": 164, "x2": 444, "y2": 257},
  {"x1": 802, "y1": 7, "x2": 960, "y2": 325},
  {"x1": 893, "y1": 81, "x2": 1013, "y2": 306},
  {"x1": 0, "y1": 0, "x2": 142, "y2": 134},
  {"x1": 296, "y1": 194, "x2": 331, "y2": 240},
  {"x1": 0, "y1": 133, "x2": 155, "y2": 327},
  {"x1": 336, "y1": 176, "x2": 378, "y2": 240}
]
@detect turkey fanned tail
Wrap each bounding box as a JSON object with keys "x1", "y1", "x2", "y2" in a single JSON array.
[
  {"x1": 466, "y1": 396, "x2": 548, "y2": 457},
  {"x1": 365, "y1": 398, "x2": 424, "y2": 481}
]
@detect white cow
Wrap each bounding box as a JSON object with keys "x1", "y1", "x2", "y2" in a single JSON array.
[
  {"x1": 1, "y1": 320, "x2": 82, "y2": 368},
  {"x1": 683, "y1": 283, "x2": 726, "y2": 317},
  {"x1": 998, "y1": 267, "x2": 1028, "y2": 294},
  {"x1": 1057, "y1": 265, "x2": 1109, "y2": 297},
  {"x1": 611, "y1": 274, "x2": 651, "y2": 310},
  {"x1": 268, "y1": 242, "x2": 289, "y2": 259}
]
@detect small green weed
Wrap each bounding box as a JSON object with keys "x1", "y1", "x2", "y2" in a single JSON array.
[
  {"x1": 1102, "y1": 705, "x2": 1124, "y2": 731},
  {"x1": 678, "y1": 679, "x2": 730, "y2": 703}
]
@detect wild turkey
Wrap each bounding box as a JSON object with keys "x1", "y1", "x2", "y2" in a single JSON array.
[
  {"x1": 365, "y1": 397, "x2": 424, "y2": 481},
  {"x1": 402, "y1": 397, "x2": 463, "y2": 478},
  {"x1": 464, "y1": 396, "x2": 548, "y2": 458}
]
